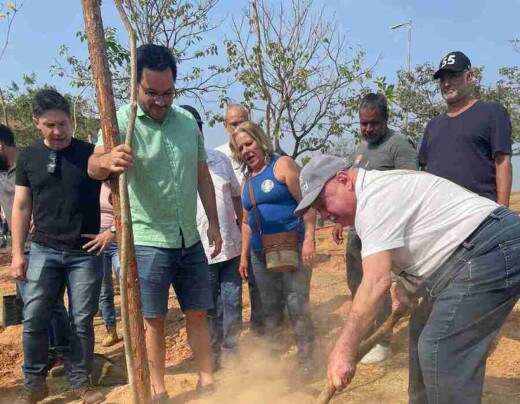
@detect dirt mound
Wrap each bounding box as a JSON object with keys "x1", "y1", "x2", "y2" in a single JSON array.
[
  {"x1": 0, "y1": 219, "x2": 519, "y2": 402},
  {"x1": 0, "y1": 325, "x2": 23, "y2": 386}
]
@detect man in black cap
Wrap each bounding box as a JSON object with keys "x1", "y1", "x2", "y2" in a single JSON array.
[{"x1": 419, "y1": 51, "x2": 512, "y2": 205}]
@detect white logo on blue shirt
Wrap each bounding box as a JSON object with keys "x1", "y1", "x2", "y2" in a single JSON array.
[{"x1": 261, "y1": 179, "x2": 274, "y2": 193}]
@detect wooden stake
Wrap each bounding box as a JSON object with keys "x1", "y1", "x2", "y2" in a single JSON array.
[{"x1": 80, "y1": 1, "x2": 151, "y2": 403}]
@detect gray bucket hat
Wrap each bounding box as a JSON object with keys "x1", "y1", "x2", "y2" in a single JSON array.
[{"x1": 294, "y1": 154, "x2": 352, "y2": 216}]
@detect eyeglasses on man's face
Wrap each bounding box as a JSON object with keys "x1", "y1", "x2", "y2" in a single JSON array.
[{"x1": 139, "y1": 84, "x2": 175, "y2": 101}]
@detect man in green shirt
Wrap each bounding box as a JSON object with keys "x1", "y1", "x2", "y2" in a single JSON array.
[{"x1": 88, "y1": 44, "x2": 221, "y2": 401}]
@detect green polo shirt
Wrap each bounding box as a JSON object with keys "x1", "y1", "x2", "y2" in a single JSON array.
[{"x1": 96, "y1": 103, "x2": 207, "y2": 248}]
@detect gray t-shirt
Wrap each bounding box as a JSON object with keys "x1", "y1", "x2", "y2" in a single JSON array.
[
  {"x1": 354, "y1": 129, "x2": 417, "y2": 171},
  {"x1": 0, "y1": 166, "x2": 15, "y2": 228}
]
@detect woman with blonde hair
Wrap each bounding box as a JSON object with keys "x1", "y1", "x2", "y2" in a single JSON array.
[{"x1": 230, "y1": 121, "x2": 316, "y2": 376}]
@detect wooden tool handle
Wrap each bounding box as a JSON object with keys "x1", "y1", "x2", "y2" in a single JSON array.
[{"x1": 316, "y1": 308, "x2": 407, "y2": 404}]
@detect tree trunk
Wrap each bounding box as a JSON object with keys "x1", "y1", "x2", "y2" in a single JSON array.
[{"x1": 80, "y1": 1, "x2": 151, "y2": 403}]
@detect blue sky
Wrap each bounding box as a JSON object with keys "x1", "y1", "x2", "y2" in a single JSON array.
[
  {"x1": 2, "y1": 0, "x2": 520, "y2": 185},
  {"x1": 3, "y1": 1, "x2": 519, "y2": 94}
]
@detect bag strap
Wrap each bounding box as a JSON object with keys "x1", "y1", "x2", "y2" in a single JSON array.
[{"x1": 247, "y1": 177, "x2": 263, "y2": 235}]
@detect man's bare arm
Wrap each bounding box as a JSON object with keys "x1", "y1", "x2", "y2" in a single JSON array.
[
  {"x1": 495, "y1": 152, "x2": 512, "y2": 206},
  {"x1": 198, "y1": 161, "x2": 222, "y2": 257},
  {"x1": 198, "y1": 161, "x2": 219, "y2": 227},
  {"x1": 11, "y1": 185, "x2": 32, "y2": 257},
  {"x1": 238, "y1": 209, "x2": 252, "y2": 281},
  {"x1": 232, "y1": 196, "x2": 243, "y2": 224},
  {"x1": 10, "y1": 186, "x2": 32, "y2": 280},
  {"x1": 328, "y1": 250, "x2": 393, "y2": 389}
]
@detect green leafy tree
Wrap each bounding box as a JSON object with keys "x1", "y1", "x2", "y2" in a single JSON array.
[
  {"x1": 1, "y1": 77, "x2": 98, "y2": 147},
  {"x1": 225, "y1": 0, "x2": 372, "y2": 158},
  {"x1": 481, "y1": 66, "x2": 520, "y2": 153}
]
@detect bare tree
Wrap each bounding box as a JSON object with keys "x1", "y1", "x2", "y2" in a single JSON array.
[
  {"x1": 225, "y1": 0, "x2": 373, "y2": 158},
  {"x1": 52, "y1": 0, "x2": 230, "y2": 110},
  {"x1": 0, "y1": 0, "x2": 24, "y2": 125}
]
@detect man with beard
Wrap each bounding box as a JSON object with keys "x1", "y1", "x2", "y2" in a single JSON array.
[
  {"x1": 332, "y1": 93, "x2": 417, "y2": 363},
  {"x1": 88, "y1": 44, "x2": 221, "y2": 401},
  {"x1": 419, "y1": 51, "x2": 512, "y2": 205}
]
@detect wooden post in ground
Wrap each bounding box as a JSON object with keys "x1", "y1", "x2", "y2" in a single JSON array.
[{"x1": 80, "y1": 1, "x2": 151, "y2": 403}]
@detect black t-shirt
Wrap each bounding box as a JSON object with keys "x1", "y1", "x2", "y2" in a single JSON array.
[
  {"x1": 418, "y1": 100, "x2": 512, "y2": 201},
  {"x1": 16, "y1": 138, "x2": 101, "y2": 251}
]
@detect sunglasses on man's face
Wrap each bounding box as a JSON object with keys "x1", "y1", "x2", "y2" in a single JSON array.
[{"x1": 47, "y1": 150, "x2": 57, "y2": 174}]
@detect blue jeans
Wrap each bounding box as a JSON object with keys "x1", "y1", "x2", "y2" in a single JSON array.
[
  {"x1": 409, "y1": 207, "x2": 520, "y2": 404},
  {"x1": 17, "y1": 281, "x2": 70, "y2": 362},
  {"x1": 135, "y1": 241, "x2": 213, "y2": 317},
  {"x1": 250, "y1": 247, "x2": 314, "y2": 363},
  {"x1": 208, "y1": 256, "x2": 242, "y2": 355},
  {"x1": 99, "y1": 242, "x2": 120, "y2": 328},
  {"x1": 22, "y1": 242, "x2": 102, "y2": 390},
  {"x1": 247, "y1": 257, "x2": 265, "y2": 332}
]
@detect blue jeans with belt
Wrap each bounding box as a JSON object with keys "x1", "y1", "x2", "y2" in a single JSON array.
[
  {"x1": 409, "y1": 207, "x2": 520, "y2": 404},
  {"x1": 22, "y1": 242, "x2": 102, "y2": 390},
  {"x1": 98, "y1": 241, "x2": 120, "y2": 328}
]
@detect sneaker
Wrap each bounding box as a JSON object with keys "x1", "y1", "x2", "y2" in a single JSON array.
[
  {"x1": 101, "y1": 326, "x2": 121, "y2": 347},
  {"x1": 72, "y1": 385, "x2": 105, "y2": 404},
  {"x1": 49, "y1": 363, "x2": 66, "y2": 378},
  {"x1": 15, "y1": 387, "x2": 49, "y2": 404},
  {"x1": 360, "y1": 343, "x2": 391, "y2": 364},
  {"x1": 47, "y1": 356, "x2": 65, "y2": 377}
]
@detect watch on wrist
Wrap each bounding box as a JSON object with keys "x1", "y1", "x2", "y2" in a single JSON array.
[{"x1": 110, "y1": 225, "x2": 116, "y2": 234}]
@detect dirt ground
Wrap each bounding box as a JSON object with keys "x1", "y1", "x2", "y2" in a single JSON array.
[{"x1": 1, "y1": 199, "x2": 520, "y2": 403}]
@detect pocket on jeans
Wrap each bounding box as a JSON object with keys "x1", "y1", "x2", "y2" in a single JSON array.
[
  {"x1": 467, "y1": 247, "x2": 510, "y2": 292},
  {"x1": 499, "y1": 236, "x2": 520, "y2": 288}
]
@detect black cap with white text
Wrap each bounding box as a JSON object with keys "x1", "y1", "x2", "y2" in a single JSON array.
[{"x1": 433, "y1": 51, "x2": 471, "y2": 79}]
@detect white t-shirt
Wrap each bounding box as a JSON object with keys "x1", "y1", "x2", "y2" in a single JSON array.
[
  {"x1": 215, "y1": 142, "x2": 244, "y2": 184},
  {"x1": 197, "y1": 149, "x2": 242, "y2": 264},
  {"x1": 355, "y1": 169, "x2": 498, "y2": 278}
]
